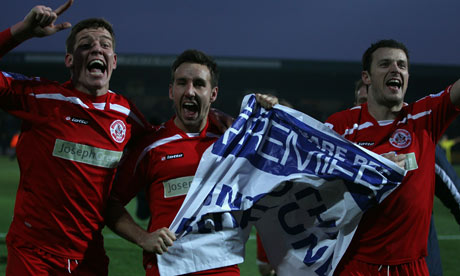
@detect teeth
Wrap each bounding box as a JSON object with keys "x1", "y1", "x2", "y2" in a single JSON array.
[
  {"x1": 89, "y1": 60, "x2": 104, "y2": 66},
  {"x1": 387, "y1": 79, "x2": 401, "y2": 87},
  {"x1": 183, "y1": 102, "x2": 198, "y2": 112}
]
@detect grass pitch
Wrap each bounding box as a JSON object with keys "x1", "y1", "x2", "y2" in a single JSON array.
[{"x1": 0, "y1": 156, "x2": 459, "y2": 275}]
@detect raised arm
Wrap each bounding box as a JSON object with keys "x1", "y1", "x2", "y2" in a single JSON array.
[
  {"x1": 255, "y1": 93, "x2": 279, "y2": 109},
  {"x1": 209, "y1": 93, "x2": 278, "y2": 134},
  {"x1": 10, "y1": 0, "x2": 73, "y2": 43}
]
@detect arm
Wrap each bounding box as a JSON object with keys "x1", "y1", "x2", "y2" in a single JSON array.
[
  {"x1": 106, "y1": 136, "x2": 177, "y2": 254},
  {"x1": 434, "y1": 145, "x2": 460, "y2": 226},
  {"x1": 255, "y1": 93, "x2": 279, "y2": 109},
  {"x1": 9, "y1": 0, "x2": 73, "y2": 43},
  {"x1": 208, "y1": 108, "x2": 234, "y2": 134},
  {"x1": 450, "y1": 79, "x2": 460, "y2": 108},
  {"x1": 105, "y1": 196, "x2": 176, "y2": 254},
  {"x1": 208, "y1": 93, "x2": 278, "y2": 134},
  {"x1": 0, "y1": 1, "x2": 72, "y2": 58}
]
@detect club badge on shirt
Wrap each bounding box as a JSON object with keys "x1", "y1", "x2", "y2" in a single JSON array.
[
  {"x1": 389, "y1": 129, "x2": 412, "y2": 148},
  {"x1": 110, "y1": 120, "x2": 126, "y2": 143}
]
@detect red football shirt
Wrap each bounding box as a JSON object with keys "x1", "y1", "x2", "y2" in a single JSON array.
[
  {"x1": 0, "y1": 28, "x2": 149, "y2": 259},
  {"x1": 325, "y1": 87, "x2": 460, "y2": 265},
  {"x1": 112, "y1": 117, "x2": 239, "y2": 275}
]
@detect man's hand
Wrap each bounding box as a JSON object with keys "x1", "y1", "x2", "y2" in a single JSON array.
[
  {"x1": 256, "y1": 93, "x2": 279, "y2": 109},
  {"x1": 11, "y1": 0, "x2": 73, "y2": 41},
  {"x1": 381, "y1": 152, "x2": 406, "y2": 169},
  {"x1": 139, "y1": 227, "x2": 177, "y2": 255}
]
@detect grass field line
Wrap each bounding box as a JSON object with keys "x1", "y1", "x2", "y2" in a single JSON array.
[{"x1": 1, "y1": 233, "x2": 459, "y2": 240}]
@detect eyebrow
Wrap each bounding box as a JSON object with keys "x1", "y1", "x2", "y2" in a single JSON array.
[
  {"x1": 175, "y1": 76, "x2": 207, "y2": 83},
  {"x1": 77, "y1": 34, "x2": 113, "y2": 43},
  {"x1": 378, "y1": 58, "x2": 407, "y2": 64}
]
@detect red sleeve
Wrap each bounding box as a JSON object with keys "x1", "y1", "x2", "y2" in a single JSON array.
[
  {"x1": 0, "y1": 28, "x2": 21, "y2": 58},
  {"x1": 424, "y1": 85, "x2": 460, "y2": 143},
  {"x1": 111, "y1": 136, "x2": 152, "y2": 206},
  {"x1": 256, "y1": 232, "x2": 269, "y2": 263},
  {"x1": 325, "y1": 110, "x2": 347, "y2": 135},
  {"x1": 0, "y1": 28, "x2": 32, "y2": 114}
]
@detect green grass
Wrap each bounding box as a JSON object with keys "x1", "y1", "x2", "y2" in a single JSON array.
[{"x1": 0, "y1": 155, "x2": 459, "y2": 275}]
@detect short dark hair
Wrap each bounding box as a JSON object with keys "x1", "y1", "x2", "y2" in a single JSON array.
[
  {"x1": 66, "y1": 18, "x2": 115, "y2": 54},
  {"x1": 362, "y1": 39, "x2": 409, "y2": 73},
  {"x1": 171, "y1": 49, "x2": 219, "y2": 88}
]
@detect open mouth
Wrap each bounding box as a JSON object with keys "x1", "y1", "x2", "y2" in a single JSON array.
[
  {"x1": 386, "y1": 78, "x2": 402, "y2": 90},
  {"x1": 182, "y1": 102, "x2": 199, "y2": 119},
  {"x1": 87, "y1": 59, "x2": 106, "y2": 75}
]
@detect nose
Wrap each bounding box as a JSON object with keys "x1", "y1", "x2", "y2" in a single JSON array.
[
  {"x1": 90, "y1": 42, "x2": 103, "y2": 54},
  {"x1": 389, "y1": 62, "x2": 400, "y2": 73},
  {"x1": 184, "y1": 82, "x2": 196, "y2": 97}
]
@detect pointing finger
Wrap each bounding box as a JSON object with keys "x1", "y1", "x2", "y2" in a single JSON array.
[{"x1": 54, "y1": 0, "x2": 74, "y2": 16}]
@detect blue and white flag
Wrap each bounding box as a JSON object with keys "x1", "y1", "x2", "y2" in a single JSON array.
[{"x1": 157, "y1": 94, "x2": 406, "y2": 276}]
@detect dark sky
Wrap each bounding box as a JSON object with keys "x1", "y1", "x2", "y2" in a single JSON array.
[{"x1": 2, "y1": 0, "x2": 460, "y2": 65}]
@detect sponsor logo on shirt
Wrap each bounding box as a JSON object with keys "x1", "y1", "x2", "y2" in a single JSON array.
[
  {"x1": 52, "y1": 139, "x2": 123, "y2": 168},
  {"x1": 66, "y1": 116, "x2": 89, "y2": 125},
  {"x1": 161, "y1": 153, "x2": 184, "y2": 161},
  {"x1": 357, "y1": 141, "x2": 375, "y2": 147},
  {"x1": 404, "y1": 152, "x2": 418, "y2": 171},
  {"x1": 389, "y1": 129, "x2": 412, "y2": 148},
  {"x1": 163, "y1": 176, "x2": 194, "y2": 198},
  {"x1": 110, "y1": 120, "x2": 126, "y2": 143}
]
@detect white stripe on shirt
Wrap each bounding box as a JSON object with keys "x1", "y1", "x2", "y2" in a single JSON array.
[
  {"x1": 33, "y1": 93, "x2": 90, "y2": 108},
  {"x1": 30, "y1": 93, "x2": 144, "y2": 128},
  {"x1": 135, "y1": 134, "x2": 183, "y2": 171}
]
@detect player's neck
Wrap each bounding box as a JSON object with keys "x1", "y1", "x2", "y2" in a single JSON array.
[
  {"x1": 174, "y1": 116, "x2": 207, "y2": 134},
  {"x1": 73, "y1": 82, "x2": 108, "y2": 97},
  {"x1": 367, "y1": 101, "x2": 402, "y2": 121}
]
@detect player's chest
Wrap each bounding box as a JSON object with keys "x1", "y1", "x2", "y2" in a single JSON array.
[
  {"x1": 37, "y1": 101, "x2": 132, "y2": 150},
  {"x1": 351, "y1": 123, "x2": 422, "y2": 155},
  {"x1": 151, "y1": 139, "x2": 214, "y2": 174},
  {"x1": 149, "y1": 139, "x2": 215, "y2": 199}
]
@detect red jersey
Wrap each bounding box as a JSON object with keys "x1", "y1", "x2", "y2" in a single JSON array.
[
  {"x1": 325, "y1": 87, "x2": 460, "y2": 265},
  {"x1": 0, "y1": 28, "x2": 149, "y2": 259},
  {"x1": 112, "y1": 117, "x2": 239, "y2": 275},
  {"x1": 256, "y1": 233, "x2": 269, "y2": 264}
]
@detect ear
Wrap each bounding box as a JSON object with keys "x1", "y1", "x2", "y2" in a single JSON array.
[
  {"x1": 65, "y1": 53, "x2": 73, "y2": 68},
  {"x1": 210, "y1": 86, "x2": 218, "y2": 103},
  {"x1": 362, "y1": 71, "x2": 371, "y2": 85},
  {"x1": 168, "y1": 84, "x2": 174, "y2": 100},
  {"x1": 112, "y1": 53, "x2": 117, "y2": 70}
]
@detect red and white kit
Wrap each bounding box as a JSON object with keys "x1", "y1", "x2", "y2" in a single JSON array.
[
  {"x1": 326, "y1": 87, "x2": 460, "y2": 268},
  {"x1": 112, "y1": 117, "x2": 239, "y2": 276},
  {"x1": 0, "y1": 28, "x2": 148, "y2": 263}
]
